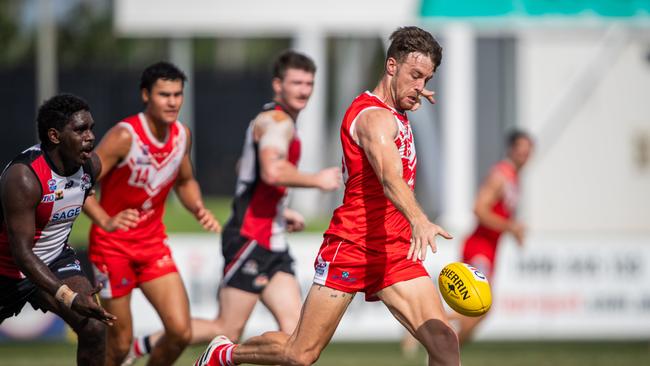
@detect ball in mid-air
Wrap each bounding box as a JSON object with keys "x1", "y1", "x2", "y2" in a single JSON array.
[{"x1": 438, "y1": 262, "x2": 492, "y2": 317}]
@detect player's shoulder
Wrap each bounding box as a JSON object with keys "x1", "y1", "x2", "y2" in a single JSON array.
[
  {"x1": 106, "y1": 120, "x2": 135, "y2": 143},
  {"x1": 6, "y1": 146, "x2": 43, "y2": 168},
  {"x1": 484, "y1": 163, "x2": 509, "y2": 188},
  {"x1": 356, "y1": 107, "x2": 396, "y2": 130},
  {"x1": 2, "y1": 146, "x2": 43, "y2": 180},
  {"x1": 256, "y1": 109, "x2": 291, "y2": 124},
  {"x1": 360, "y1": 107, "x2": 394, "y2": 119},
  {"x1": 491, "y1": 160, "x2": 516, "y2": 180},
  {"x1": 95, "y1": 120, "x2": 134, "y2": 161},
  {"x1": 253, "y1": 110, "x2": 293, "y2": 138},
  {"x1": 0, "y1": 159, "x2": 41, "y2": 199},
  {"x1": 174, "y1": 121, "x2": 191, "y2": 135}
]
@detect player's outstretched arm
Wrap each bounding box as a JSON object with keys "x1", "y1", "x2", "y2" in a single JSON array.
[
  {"x1": 474, "y1": 170, "x2": 525, "y2": 245},
  {"x1": 174, "y1": 126, "x2": 221, "y2": 233},
  {"x1": 256, "y1": 110, "x2": 341, "y2": 190},
  {"x1": 355, "y1": 109, "x2": 451, "y2": 261},
  {"x1": 1, "y1": 164, "x2": 116, "y2": 325}
]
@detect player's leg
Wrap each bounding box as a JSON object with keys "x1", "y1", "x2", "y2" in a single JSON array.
[
  {"x1": 377, "y1": 276, "x2": 460, "y2": 366},
  {"x1": 133, "y1": 237, "x2": 265, "y2": 359},
  {"x1": 456, "y1": 314, "x2": 485, "y2": 345},
  {"x1": 30, "y1": 273, "x2": 107, "y2": 366},
  {"x1": 190, "y1": 242, "x2": 284, "y2": 343},
  {"x1": 141, "y1": 286, "x2": 259, "y2": 351},
  {"x1": 193, "y1": 286, "x2": 260, "y2": 342},
  {"x1": 260, "y1": 251, "x2": 301, "y2": 333},
  {"x1": 139, "y1": 271, "x2": 191, "y2": 366},
  {"x1": 196, "y1": 284, "x2": 354, "y2": 366},
  {"x1": 91, "y1": 251, "x2": 138, "y2": 365},
  {"x1": 260, "y1": 271, "x2": 302, "y2": 333},
  {"x1": 102, "y1": 294, "x2": 135, "y2": 366}
]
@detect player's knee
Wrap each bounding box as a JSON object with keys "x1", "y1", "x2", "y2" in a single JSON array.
[
  {"x1": 111, "y1": 334, "x2": 133, "y2": 359},
  {"x1": 166, "y1": 323, "x2": 192, "y2": 347},
  {"x1": 434, "y1": 323, "x2": 459, "y2": 355},
  {"x1": 76, "y1": 318, "x2": 106, "y2": 346},
  {"x1": 419, "y1": 320, "x2": 459, "y2": 365}
]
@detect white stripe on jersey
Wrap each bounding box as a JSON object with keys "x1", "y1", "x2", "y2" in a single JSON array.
[{"x1": 34, "y1": 166, "x2": 89, "y2": 267}]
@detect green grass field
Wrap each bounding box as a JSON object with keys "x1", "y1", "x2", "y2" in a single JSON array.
[{"x1": 0, "y1": 341, "x2": 648, "y2": 365}]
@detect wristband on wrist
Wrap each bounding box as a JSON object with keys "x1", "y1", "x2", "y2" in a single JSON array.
[{"x1": 55, "y1": 284, "x2": 79, "y2": 308}]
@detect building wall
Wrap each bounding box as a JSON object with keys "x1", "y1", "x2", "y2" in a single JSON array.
[{"x1": 518, "y1": 29, "x2": 650, "y2": 232}]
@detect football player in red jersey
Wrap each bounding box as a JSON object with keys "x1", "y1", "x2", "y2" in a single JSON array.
[
  {"x1": 196, "y1": 26, "x2": 460, "y2": 366},
  {"x1": 0, "y1": 94, "x2": 116, "y2": 366},
  {"x1": 83, "y1": 62, "x2": 220, "y2": 366},
  {"x1": 131, "y1": 50, "x2": 340, "y2": 365},
  {"x1": 456, "y1": 130, "x2": 533, "y2": 345}
]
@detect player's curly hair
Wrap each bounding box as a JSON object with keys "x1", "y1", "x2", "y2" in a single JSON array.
[
  {"x1": 140, "y1": 61, "x2": 187, "y2": 91},
  {"x1": 387, "y1": 26, "x2": 443, "y2": 71},
  {"x1": 272, "y1": 50, "x2": 316, "y2": 80},
  {"x1": 37, "y1": 93, "x2": 90, "y2": 146}
]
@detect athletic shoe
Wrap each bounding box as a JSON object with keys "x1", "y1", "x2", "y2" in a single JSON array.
[{"x1": 195, "y1": 335, "x2": 237, "y2": 366}]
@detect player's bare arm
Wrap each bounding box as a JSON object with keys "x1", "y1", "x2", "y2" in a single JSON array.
[
  {"x1": 1, "y1": 164, "x2": 116, "y2": 325},
  {"x1": 174, "y1": 126, "x2": 221, "y2": 233},
  {"x1": 82, "y1": 125, "x2": 139, "y2": 232},
  {"x1": 474, "y1": 170, "x2": 525, "y2": 244},
  {"x1": 355, "y1": 108, "x2": 451, "y2": 262},
  {"x1": 255, "y1": 110, "x2": 340, "y2": 190}
]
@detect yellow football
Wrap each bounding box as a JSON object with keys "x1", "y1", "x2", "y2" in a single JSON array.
[{"x1": 438, "y1": 262, "x2": 492, "y2": 317}]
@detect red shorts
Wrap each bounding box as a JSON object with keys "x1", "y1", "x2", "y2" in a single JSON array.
[
  {"x1": 313, "y1": 234, "x2": 429, "y2": 301},
  {"x1": 89, "y1": 235, "x2": 178, "y2": 299},
  {"x1": 462, "y1": 234, "x2": 498, "y2": 279}
]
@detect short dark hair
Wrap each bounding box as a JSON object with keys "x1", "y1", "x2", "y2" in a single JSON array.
[
  {"x1": 272, "y1": 50, "x2": 316, "y2": 80},
  {"x1": 37, "y1": 94, "x2": 90, "y2": 146},
  {"x1": 140, "y1": 61, "x2": 187, "y2": 91},
  {"x1": 387, "y1": 26, "x2": 443, "y2": 71},
  {"x1": 507, "y1": 129, "x2": 533, "y2": 148}
]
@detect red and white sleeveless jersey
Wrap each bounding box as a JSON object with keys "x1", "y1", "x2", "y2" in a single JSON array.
[
  {"x1": 0, "y1": 145, "x2": 95, "y2": 279},
  {"x1": 90, "y1": 113, "x2": 187, "y2": 243},
  {"x1": 223, "y1": 102, "x2": 301, "y2": 251},
  {"x1": 473, "y1": 160, "x2": 519, "y2": 241},
  {"x1": 326, "y1": 92, "x2": 417, "y2": 248}
]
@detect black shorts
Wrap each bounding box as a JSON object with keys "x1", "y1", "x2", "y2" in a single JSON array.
[
  {"x1": 221, "y1": 232, "x2": 295, "y2": 294},
  {"x1": 0, "y1": 246, "x2": 85, "y2": 322}
]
